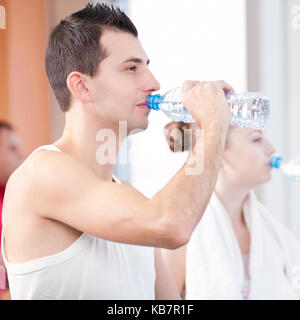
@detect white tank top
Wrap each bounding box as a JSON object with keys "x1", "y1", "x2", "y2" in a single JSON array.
[{"x1": 1, "y1": 145, "x2": 155, "y2": 300}]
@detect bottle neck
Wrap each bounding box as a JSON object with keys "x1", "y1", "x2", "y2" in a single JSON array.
[
  {"x1": 146, "y1": 94, "x2": 162, "y2": 110},
  {"x1": 270, "y1": 155, "x2": 282, "y2": 169}
]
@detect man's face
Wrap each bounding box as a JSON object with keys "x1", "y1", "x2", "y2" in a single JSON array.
[
  {"x1": 0, "y1": 128, "x2": 21, "y2": 184},
  {"x1": 89, "y1": 30, "x2": 160, "y2": 132}
]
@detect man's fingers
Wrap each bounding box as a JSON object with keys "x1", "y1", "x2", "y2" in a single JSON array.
[{"x1": 215, "y1": 80, "x2": 235, "y2": 94}]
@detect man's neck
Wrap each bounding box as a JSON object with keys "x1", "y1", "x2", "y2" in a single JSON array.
[{"x1": 54, "y1": 112, "x2": 126, "y2": 182}]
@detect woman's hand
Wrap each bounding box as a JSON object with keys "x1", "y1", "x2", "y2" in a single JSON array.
[{"x1": 164, "y1": 121, "x2": 199, "y2": 152}]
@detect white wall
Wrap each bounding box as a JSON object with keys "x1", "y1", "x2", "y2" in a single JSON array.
[
  {"x1": 287, "y1": 0, "x2": 300, "y2": 239},
  {"x1": 247, "y1": 0, "x2": 300, "y2": 240},
  {"x1": 124, "y1": 0, "x2": 247, "y2": 198},
  {"x1": 285, "y1": 0, "x2": 300, "y2": 238}
]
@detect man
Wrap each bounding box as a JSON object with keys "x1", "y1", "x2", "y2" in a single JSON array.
[
  {"x1": 0, "y1": 121, "x2": 21, "y2": 300},
  {"x1": 1, "y1": 3, "x2": 232, "y2": 299}
]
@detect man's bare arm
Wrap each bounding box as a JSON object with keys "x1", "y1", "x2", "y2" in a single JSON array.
[{"x1": 23, "y1": 80, "x2": 231, "y2": 249}]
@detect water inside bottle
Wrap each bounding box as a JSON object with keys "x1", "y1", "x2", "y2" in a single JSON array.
[{"x1": 227, "y1": 93, "x2": 270, "y2": 129}]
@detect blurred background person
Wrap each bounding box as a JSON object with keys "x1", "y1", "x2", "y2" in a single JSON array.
[
  {"x1": 0, "y1": 121, "x2": 21, "y2": 300},
  {"x1": 162, "y1": 121, "x2": 300, "y2": 300}
]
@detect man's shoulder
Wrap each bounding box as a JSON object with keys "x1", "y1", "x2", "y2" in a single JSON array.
[
  {"x1": 3, "y1": 150, "x2": 67, "y2": 227},
  {"x1": 7, "y1": 148, "x2": 86, "y2": 198}
]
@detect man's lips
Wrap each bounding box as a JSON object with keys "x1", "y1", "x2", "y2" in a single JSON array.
[{"x1": 136, "y1": 102, "x2": 149, "y2": 110}]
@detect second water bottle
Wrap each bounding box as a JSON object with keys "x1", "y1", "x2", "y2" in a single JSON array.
[{"x1": 270, "y1": 154, "x2": 300, "y2": 181}]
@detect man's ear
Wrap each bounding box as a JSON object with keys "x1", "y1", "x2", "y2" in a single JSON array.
[{"x1": 67, "y1": 72, "x2": 93, "y2": 104}]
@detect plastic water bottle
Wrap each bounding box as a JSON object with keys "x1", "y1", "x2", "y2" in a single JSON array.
[
  {"x1": 146, "y1": 87, "x2": 271, "y2": 128},
  {"x1": 270, "y1": 154, "x2": 300, "y2": 181}
]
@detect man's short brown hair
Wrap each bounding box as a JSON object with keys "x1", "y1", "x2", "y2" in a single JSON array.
[{"x1": 45, "y1": 3, "x2": 138, "y2": 112}]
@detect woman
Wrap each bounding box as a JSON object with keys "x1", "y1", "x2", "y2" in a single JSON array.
[{"x1": 163, "y1": 122, "x2": 300, "y2": 300}]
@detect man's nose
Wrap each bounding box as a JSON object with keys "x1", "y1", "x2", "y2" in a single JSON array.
[{"x1": 144, "y1": 70, "x2": 160, "y2": 93}]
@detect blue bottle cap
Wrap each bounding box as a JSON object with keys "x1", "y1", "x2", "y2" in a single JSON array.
[
  {"x1": 146, "y1": 94, "x2": 162, "y2": 110},
  {"x1": 270, "y1": 155, "x2": 282, "y2": 169}
]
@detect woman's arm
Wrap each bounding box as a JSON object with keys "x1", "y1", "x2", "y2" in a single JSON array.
[
  {"x1": 161, "y1": 245, "x2": 187, "y2": 297},
  {"x1": 154, "y1": 248, "x2": 182, "y2": 300}
]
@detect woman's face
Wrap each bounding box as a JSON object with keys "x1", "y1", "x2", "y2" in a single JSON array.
[{"x1": 222, "y1": 127, "x2": 276, "y2": 188}]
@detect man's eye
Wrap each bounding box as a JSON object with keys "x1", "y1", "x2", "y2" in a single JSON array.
[
  {"x1": 253, "y1": 138, "x2": 262, "y2": 142},
  {"x1": 127, "y1": 66, "x2": 137, "y2": 72}
]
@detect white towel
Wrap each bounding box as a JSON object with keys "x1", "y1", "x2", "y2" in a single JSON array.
[{"x1": 185, "y1": 191, "x2": 300, "y2": 300}]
